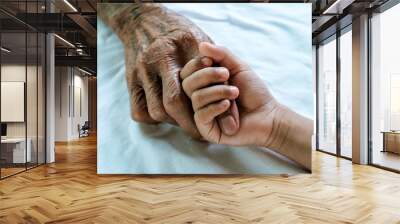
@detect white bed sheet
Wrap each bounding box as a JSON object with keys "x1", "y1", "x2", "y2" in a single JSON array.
[{"x1": 97, "y1": 3, "x2": 312, "y2": 174}]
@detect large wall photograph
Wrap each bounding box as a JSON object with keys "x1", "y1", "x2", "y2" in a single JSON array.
[{"x1": 97, "y1": 3, "x2": 313, "y2": 174}]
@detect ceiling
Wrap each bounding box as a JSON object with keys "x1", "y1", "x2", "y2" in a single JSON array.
[
  {"x1": 1, "y1": 0, "x2": 395, "y2": 74},
  {"x1": 0, "y1": 0, "x2": 97, "y2": 74}
]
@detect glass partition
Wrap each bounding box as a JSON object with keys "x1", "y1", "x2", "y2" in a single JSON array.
[
  {"x1": 370, "y1": 3, "x2": 400, "y2": 171},
  {"x1": 0, "y1": 1, "x2": 46, "y2": 179},
  {"x1": 317, "y1": 36, "x2": 337, "y2": 154},
  {"x1": 339, "y1": 28, "x2": 352, "y2": 158},
  {"x1": 1, "y1": 30, "x2": 28, "y2": 177}
]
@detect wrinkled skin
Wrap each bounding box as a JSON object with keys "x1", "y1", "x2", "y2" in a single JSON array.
[{"x1": 98, "y1": 4, "x2": 239, "y2": 139}]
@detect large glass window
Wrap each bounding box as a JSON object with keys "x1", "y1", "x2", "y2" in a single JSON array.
[
  {"x1": 371, "y1": 3, "x2": 400, "y2": 171},
  {"x1": 318, "y1": 36, "x2": 337, "y2": 154},
  {"x1": 339, "y1": 28, "x2": 352, "y2": 158},
  {"x1": 0, "y1": 1, "x2": 46, "y2": 179}
]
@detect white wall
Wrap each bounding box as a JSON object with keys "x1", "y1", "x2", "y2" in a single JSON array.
[
  {"x1": 1, "y1": 65, "x2": 40, "y2": 137},
  {"x1": 54, "y1": 67, "x2": 89, "y2": 141},
  {"x1": 1, "y1": 64, "x2": 46, "y2": 164}
]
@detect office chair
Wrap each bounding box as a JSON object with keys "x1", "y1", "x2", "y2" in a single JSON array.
[{"x1": 79, "y1": 121, "x2": 90, "y2": 138}]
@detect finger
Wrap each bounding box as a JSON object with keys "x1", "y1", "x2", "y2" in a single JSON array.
[
  {"x1": 174, "y1": 29, "x2": 213, "y2": 63},
  {"x1": 144, "y1": 38, "x2": 201, "y2": 138},
  {"x1": 182, "y1": 66, "x2": 229, "y2": 98},
  {"x1": 138, "y1": 62, "x2": 174, "y2": 123},
  {"x1": 159, "y1": 56, "x2": 201, "y2": 139},
  {"x1": 129, "y1": 80, "x2": 158, "y2": 124},
  {"x1": 191, "y1": 85, "x2": 239, "y2": 111},
  {"x1": 195, "y1": 99, "x2": 231, "y2": 125},
  {"x1": 180, "y1": 56, "x2": 213, "y2": 80},
  {"x1": 125, "y1": 55, "x2": 157, "y2": 124},
  {"x1": 218, "y1": 101, "x2": 240, "y2": 136},
  {"x1": 199, "y1": 42, "x2": 249, "y2": 74}
]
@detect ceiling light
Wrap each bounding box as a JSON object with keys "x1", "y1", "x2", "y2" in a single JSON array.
[
  {"x1": 323, "y1": 0, "x2": 355, "y2": 15},
  {"x1": 54, "y1": 34, "x2": 75, "y2": 48},
  {"x1": 78, "y1": 67, "x2": 92, "y2": 76},
  {"x1": 63, "y1": 0, "x2": 78, "y2": 12},
  {"x1": 1, "y1": 47, "x2": 11, "y2": 53}
]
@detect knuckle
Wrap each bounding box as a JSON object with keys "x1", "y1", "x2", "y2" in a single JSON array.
[
  {"x1": 149, "y1": 107, "x2": 167, "y2": 122},
  {"x1": 131, "y1": 109, "x2": 146, "y2": 122},
  {"x1": 165, "y1": 87, "x2": 186, "y2": 111},
  {"x1": 178, "y1": 31, "x2": 196, "y2": 41},
  {"x1": 143, "y1": 38, "x2": 176, "y2": 64},
  {"x1": 191, "y1": 91, "x2": 201, "y2": 105}
]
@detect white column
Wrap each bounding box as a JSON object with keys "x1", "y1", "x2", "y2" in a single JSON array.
[
  {"x1": 46, "y1": 32, "x2": 55, "y2": 163},
  {"x1": 45, "y1": 0, "x2": 56, "y2": 163},
  {"x1": 352, "y1": 14, "x2": 369, "y2": 164}
]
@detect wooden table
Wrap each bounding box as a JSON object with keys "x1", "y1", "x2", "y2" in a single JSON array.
[{"x1": 381, "y1": 131, "x2": 400, "y2": 154}]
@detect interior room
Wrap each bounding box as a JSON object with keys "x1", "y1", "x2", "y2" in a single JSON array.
[
  {"x1": 0, "y1": 10, "x2": 46, "y2": 177},
  {"x1": 0, "y1": 0, "x2": 96, "y2": 179},
  {"x1": 0, "y1": 0, "x2": 399, "y2": 223}
]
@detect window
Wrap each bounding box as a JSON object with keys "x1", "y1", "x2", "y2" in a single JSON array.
[
  {"x1": 318, "y1": 36, "x2": 337, "y2": 154},
  {"x1": 370, "y1": 2, "x2": 400, "y2": 171},
  {"x1": 339, "y1": 28, "x2": 352, "y2": 158}
]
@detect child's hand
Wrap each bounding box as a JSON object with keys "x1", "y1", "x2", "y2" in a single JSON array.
[
  {"x1": 179, "y1": 42, "x2": 278, "y2": 146},
  {"x1": 180, "y1": 55, "x2": 240, "y2": 136},
  {"x1": 181, "y1": 42, "x2": 313, "y2": 169},
  {"x1": 180, "y1": 56, "x2": 240, "y2": 140}
]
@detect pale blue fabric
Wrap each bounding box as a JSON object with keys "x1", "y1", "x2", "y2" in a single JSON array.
[{"x1": 97, "y1": 3, "x2": 312, "y2": 174}]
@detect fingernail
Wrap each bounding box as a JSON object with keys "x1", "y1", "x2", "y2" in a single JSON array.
[{"x1": 221, "y1": 99, "x2": 230, "y2": 107}]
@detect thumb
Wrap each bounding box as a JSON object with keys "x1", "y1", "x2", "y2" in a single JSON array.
[{"x1": 199, "y1": 42, "x2": 248, "y2": 75}]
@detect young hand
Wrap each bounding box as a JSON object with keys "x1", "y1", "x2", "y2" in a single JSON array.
[
  {"x1": 180, "y1": 42, "x2": 313, "y2": 170},
  {"x1": 180, "y1": 42, "x2": 280, "y2": 146}
]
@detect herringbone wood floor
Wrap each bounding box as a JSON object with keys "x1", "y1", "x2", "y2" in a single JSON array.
[{"x1": 1, "y1": 134, "x2": 400, "y2": 224}]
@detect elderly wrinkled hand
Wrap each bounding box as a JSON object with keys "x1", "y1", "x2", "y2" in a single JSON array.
[{"x1": 99, "y1": 4, "x2": 211, "y2": 139}]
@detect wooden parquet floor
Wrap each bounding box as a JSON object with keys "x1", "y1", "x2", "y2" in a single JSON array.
[{"x1": 1, "y1": 134, "x2": 400, "y2": 224}]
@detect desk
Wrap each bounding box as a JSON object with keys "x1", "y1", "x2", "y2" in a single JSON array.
[
  {"x1": 1, "y1": 138, "x2": 31, "y2": 163},
  {"x1": 382, "y1": 131, "x2": 400, "y2": 154}
]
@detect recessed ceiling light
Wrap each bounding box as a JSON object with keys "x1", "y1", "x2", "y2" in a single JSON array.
[
  {"x1": 54, "y1": 34, "x2": 75, "y2": 48},
  {"x1": 1, "y1": 47, "x2": 11, "y2": 53},
  {"x1": 78, "y1": 67, "x2": 92, "y2": 76},
  {"x1": 63, "y1": 0, "x2": 78, "y2": 12},
  {"x1": 323, "y1": 0, "x2": 354, "y2": 15}
]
